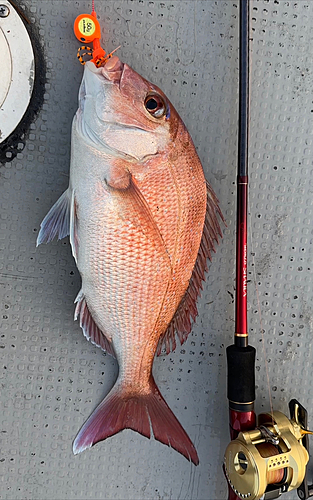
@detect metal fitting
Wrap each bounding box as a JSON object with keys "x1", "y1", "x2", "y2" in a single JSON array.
[{"x1": 0, "y1": 4, "x2": 10, "y2": 17}]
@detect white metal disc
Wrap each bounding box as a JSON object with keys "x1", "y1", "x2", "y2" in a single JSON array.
[
  {"x1": 0, "y1": 0, "x2": 35, "y2": 144},
  {"x1": 0, "y1": 27, "x2": 11, "y2": 109}
]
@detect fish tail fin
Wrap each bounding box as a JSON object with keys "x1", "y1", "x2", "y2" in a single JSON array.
[{"x1": 73, "y1": 377, "x2": 199, "y2": 465}]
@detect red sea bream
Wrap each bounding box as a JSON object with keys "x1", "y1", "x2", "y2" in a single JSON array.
[{"x1": 37, "y1": 55, "x2": 224, "y2": 465}]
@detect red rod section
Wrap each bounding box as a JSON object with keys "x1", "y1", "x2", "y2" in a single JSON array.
[
  {"x1": 229, "y1": 407, "x2": 256, "y2": 440},
  {"x1": 235, "y1": 175, "x2": 248, "y2": 341}
]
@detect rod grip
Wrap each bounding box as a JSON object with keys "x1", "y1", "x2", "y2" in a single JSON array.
[{"x1": 227, "y1": 345, "x2": 256, "y2": 407}]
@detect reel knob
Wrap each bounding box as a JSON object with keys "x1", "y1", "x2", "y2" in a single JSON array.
[{"x1": 224, "y1": 405, "x2": 310, "y2": 500}]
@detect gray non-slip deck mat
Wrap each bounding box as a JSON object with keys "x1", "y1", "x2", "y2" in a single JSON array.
[{"x1": 0, "y1": 1, "x2": 313, "y2": 499}]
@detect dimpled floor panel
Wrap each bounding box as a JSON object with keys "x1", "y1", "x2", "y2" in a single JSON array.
[{"x1": 0, "y1": 1, "x2": 313, "y2": 499}]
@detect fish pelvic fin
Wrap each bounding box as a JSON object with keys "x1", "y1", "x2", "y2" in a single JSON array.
[
  {"x1": 72, "y1": 376, "x2": 199, "y2": 465},
  {"x1": 36, "y1": 189, "x2": 71, "y2": 246},
  {"x1": 157, "y1": 180, "x2": 226, "y2": 355}
]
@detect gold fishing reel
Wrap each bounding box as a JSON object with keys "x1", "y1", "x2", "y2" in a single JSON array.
[{"x1": 224, "y1": 400, "x2": 313, "y2": 500}]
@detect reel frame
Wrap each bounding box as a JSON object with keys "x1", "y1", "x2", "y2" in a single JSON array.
[{"x1": 224, "y1": 400, "x2": 312, "y2": 500}]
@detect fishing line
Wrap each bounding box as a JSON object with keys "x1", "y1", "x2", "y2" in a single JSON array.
[
  {"x1": 248, "y1": 217, "x2": 275, "y2": 421},
  {"x1": 247, "y1": 17, "x2": 275, "y2": 422}
]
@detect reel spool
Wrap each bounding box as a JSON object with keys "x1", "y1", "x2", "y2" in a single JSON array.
[{"x1": 224, "y1": 400, "x2": 313, "y2": 500}]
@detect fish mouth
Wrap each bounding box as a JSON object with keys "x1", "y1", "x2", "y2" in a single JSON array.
[
  {"x1": 78, "y1": 56, "x2": 124, "y2": 111},
  {"x1": 89, "y1": 56, "x2": 124, "y2": 82}
]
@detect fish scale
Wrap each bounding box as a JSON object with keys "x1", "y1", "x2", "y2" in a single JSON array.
[
  {"x1": 135, "y1": 158, "x2": 207, "y2": 331},
  {"x1": 87, "y1": 213, "x2": 169, "y2": 346},
  {"x1": 37, "y1": 56, "x2": 224, "y2": 464}
]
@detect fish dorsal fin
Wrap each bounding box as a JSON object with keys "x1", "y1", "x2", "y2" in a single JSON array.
[
  {"x1": 36, "y1": 189, "x2": 71, "y2": 246},
  {"x1": 74, "y1": 291, "x2": 116, "y2": 358},
  {"x1": 157, "y1": 181, "x2": 225, "y2": 356}
]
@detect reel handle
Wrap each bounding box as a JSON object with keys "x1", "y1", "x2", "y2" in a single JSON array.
[{"x1": 289, "y1": 400, "x2": 313, "y2": 500}]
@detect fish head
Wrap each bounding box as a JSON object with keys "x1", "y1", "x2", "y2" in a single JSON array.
[{"x1": 76, "y1": 56, "x2": 181, "y2": 161}]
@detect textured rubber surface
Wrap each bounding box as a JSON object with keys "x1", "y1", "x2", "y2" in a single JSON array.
[{"x1": 0, "y1": 1, "x2": 312, "y2": 499}]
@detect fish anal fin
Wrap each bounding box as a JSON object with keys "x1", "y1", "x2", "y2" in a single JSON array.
[
  {"x1": 157, "y1": 180, "x2": 225, "y2": 356},
  {"x1": 73, "y1": 376, "x2": 199, "y2": 465},
  {"x1": 74, "y1": 291, "x2": 115, "y2": 358},
  {"x1": 36, "y1": 189, "x2": 71, "y2": 246}
]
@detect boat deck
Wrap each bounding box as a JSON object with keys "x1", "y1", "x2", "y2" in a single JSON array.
[{"x1": 0, "y1": 1, "x2": 312, "y2": 499}]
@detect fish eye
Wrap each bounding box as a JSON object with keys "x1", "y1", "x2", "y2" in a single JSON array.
[{"x1": 144, "y1": 94, "x2": 166, "y2": 118}]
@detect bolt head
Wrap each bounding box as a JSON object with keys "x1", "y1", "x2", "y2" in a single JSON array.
[{"x1": 0, "y1": 4, "x2": 10, "y2": 17}]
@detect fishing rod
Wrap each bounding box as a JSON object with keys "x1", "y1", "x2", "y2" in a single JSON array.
[{"x1": 223, "y1": 1, "x2": 313, "y2": 499}]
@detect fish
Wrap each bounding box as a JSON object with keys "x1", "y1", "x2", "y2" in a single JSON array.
[{"x1": 37, "y1": 55, "x2": 224, "y2": 465}]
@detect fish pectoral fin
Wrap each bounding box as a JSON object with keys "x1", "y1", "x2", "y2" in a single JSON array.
[
  {"x1": 70, "y1": 190, "x2": 79, "y2": 263},
  {"x1": 74, "y1": 290, "x2": 116, "y2": 358},
  {"x1": 113, "y1": 174, "x2": 172, "y2": 270},
  {"x1": 73, "y1": 376, "x2": 199, "y2": 465},
  {"x1": 157, "y1": 179, "x2": 225, "y2": 356},
  {"x1": 105, "y1": 163, "x2": 131, "y2": 191},
  {"x1": 36, "y1": 189, "x2": 71, "y2": 246}
]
